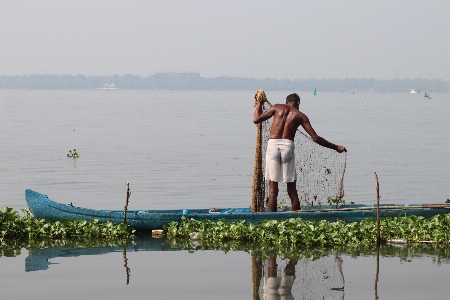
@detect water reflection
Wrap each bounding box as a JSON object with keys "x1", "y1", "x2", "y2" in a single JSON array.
[
  {"x1": 13, "y1": 236, "x2": 450, "y2": 299},
  {"x1": 374, "y1": 244, "x2": 380, "y2": 300},
  {"x1": 24, "y1": 236, "x2": 175, "y2": 272},
  {"x1": 123, "y1": 248, "x2": 130, "y2": 285},
  {"x1": 253, "y1": 255, "x2": 344, "y2": 300}
]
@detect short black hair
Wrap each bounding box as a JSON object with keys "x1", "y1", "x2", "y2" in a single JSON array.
[{"x1": 286, "y1": 93, "x2": 300, "y2": 104}]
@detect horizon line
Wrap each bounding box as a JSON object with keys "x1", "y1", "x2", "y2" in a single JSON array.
[{"x1": 1, "y1": 73, "x2": 449, "y2": 82}]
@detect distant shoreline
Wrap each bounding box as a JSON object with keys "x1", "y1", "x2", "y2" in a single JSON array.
[{"x1": 1, "y1": 74, "x2": 449, "y2": 93}]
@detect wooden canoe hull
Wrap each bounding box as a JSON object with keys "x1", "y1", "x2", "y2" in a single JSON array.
[{"x1": 25, "y1": 189, "x2": 450, "y2": 231}]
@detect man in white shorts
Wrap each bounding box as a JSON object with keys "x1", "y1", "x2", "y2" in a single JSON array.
[
  {"x1": 253, "y1": 93, "x2": 346, "y2": 212},
  {"x1": 263, "y1": 258, "x2": 297, "y2": 300}
]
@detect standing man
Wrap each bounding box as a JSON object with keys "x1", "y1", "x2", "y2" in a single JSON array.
[{"x1": 253, "y1": 93, "x2": 346, "y2": 212}]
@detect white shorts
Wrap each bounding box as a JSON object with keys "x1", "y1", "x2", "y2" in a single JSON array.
[
  {"x1": 265, "y1": 139, "x2": 297, "y2": 183},
  {"x1": 263, "y1": 276, "x2": 295, "y2": 300}
]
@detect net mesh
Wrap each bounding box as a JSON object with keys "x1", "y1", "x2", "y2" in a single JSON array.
[
  {"x1": 254, "y1": 255, "x2": 345, "y2": 300},
  {"x1": 253, "y1": 91, "x2": 347, "y2": 210}
]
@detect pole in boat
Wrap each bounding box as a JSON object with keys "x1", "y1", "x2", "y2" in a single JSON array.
[
  {"x1": 374, "y1": 172, "x2": 380, "y2": 244},
  {"x1": 123, "y1": 182, "x2": 131, "y2": 224},
  {"x1": 252, "y1": 89, "x2": 267, "y2": 212},
  {"x1": 374, "y1": 172, "x2": 380, "y2": 300}
]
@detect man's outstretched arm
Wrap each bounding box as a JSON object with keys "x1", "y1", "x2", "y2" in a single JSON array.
[{"x1": 301, "y1": 115, "x2": 347, "y2": 153}]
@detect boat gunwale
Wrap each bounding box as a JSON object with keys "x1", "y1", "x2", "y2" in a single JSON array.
[{"x1": 26, "y1": 189, "x2": 450, "y2": 218}]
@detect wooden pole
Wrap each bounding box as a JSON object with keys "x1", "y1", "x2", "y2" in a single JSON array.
[
  {"x1": 374, "y1": 172, "x2": 380, "y2": 245},
  {"x1": 252, "y1": 90, "x2": 269, "y2": 213},
  {"x1": 251, "y1": 122, "x2": 263, "y2": 212},
  {"x1": 374, "y1": 172, "x2": 380, "y2": 299},
  {"x1": 123, "y1": 182, "x2": 131, "y2": 224}
]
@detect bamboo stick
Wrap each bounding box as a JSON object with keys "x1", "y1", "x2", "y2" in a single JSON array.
[
  {"x1": 123, "y1": 182, "x2": 131, "y2": 224},
  {"x1": 375, "y1": 172, "x2": 380, "y2": 245},
  {"x1": 291, "y1": 204, "x2": 450, "y2": 213}
]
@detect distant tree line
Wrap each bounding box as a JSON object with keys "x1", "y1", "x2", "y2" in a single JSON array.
[{"x1": 1, "y1": 73, "x2": 449, "y2": 92}]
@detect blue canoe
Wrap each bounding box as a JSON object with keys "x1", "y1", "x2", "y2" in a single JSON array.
[{"x1": 25, "y1": 189, "x2": 450, "y2": 231}]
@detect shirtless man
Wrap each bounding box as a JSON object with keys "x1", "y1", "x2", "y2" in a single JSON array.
[{"x1": 253, "y1": 93, "x2": 346, "y2": 212}]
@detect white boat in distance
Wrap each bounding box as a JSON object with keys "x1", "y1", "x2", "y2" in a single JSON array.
[
  {"x1": 410, "y1": 89, "x2": 422, "y2": 94},
  {"x1": 95, "y1": 83, "x2": 118, "y2": 90}
]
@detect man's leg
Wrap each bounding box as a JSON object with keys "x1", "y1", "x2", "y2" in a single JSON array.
[
  {"x1": 287, "y1": 181, "x2": 300, "y2": 211},
  {"x1": 268, "y1": 257, "x2": 278, "y2": 277},
  {"x1": 268, "y1": 180, "x2": 278, "y2": 212}
]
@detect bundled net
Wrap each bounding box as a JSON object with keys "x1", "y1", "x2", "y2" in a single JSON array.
[
  {"x1": 252, "y1": 89, "x2": 347, "y2": 211},
  {"x1": 252, "y1": 255, "x2": 345, "y2": 300}
]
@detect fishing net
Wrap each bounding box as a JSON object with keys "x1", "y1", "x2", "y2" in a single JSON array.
[
  {"x1": 252, "y1": 255, "x2": 345, "y2": 300},
  {"x1": 252, "y1": 89, "x2": 347, "y2": 211}
]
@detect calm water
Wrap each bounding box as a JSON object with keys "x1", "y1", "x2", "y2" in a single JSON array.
[
  {"x1": 1, "y1": 238, "x2": 450, "y2": 300},
  {"x1": 1, "y1": 89, "x2": 450, "y2": 299},
  {"x1": 1, "y1": 90, "x2": 449, "y2": 210}
]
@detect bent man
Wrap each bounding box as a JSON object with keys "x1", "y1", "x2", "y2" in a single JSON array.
[{"x1": 253, "y1": 93, "x2": 346, "y2": 212}]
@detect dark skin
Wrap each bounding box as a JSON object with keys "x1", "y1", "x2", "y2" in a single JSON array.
[
  {"x1": 253, "y1": 95, "x2": 346, "y2": 212},
  {"x1": 268, "y1": 257, "x2": 297, "y2": 278}
]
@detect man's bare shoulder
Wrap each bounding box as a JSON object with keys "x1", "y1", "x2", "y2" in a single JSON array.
[
  {"x1": 272, "y1": 103, "x2": 288, "y2": 109},
  {"x1": 292, "y1": 108, "x2": 307, "y2": 119},
  {"x1": 271, "y1": 103, "x2": 290, "y2": 112}
]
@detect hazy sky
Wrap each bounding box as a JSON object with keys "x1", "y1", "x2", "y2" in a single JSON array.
[{"x1": 1, "y1": 0, "x2": 449, "y2": 80}]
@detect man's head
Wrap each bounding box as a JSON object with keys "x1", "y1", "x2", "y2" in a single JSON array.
[{"x1": 286, "y1": 93, "x2": 300, "y2": 108}]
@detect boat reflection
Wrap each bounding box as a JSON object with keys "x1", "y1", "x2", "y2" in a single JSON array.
[
  {"x1": 22, "y1": 236, "x2": 450, "y2": 299},
  {"x1": 25, "y1": 236, "x2": 346, "y2": 299},
  {"x1": 25, "y1": 235, "x2": 175, "y2": 272}
]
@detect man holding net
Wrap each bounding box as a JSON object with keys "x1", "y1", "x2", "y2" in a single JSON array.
[{"x1": 253, "y1": 92, "x2": 346, "y2": 212}]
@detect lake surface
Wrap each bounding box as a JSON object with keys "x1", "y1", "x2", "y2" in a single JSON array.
[
  {"x1": 1, "y1": 237, "x2": 450, "y2": 300},
  {"x1": 1, "y1": 89, "x2": 450, "y2": 299}
]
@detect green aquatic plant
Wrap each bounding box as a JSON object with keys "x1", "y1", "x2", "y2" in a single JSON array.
[
  {"x1": 1, "y1": 237, "x2": 131, "y2": 258},
  {"x1": 0, "y1": 206, "x2": 135, "y2": 243},
  {"x1": 165, "y1": 213, "x2": 450, "y2": 248},
  {"x1": 67, "y1": 149, "x2": 79, "y2": 158},
  {"x1": 167, "y1": 237, "x2": 450, "y2": 263},
  {"x1": 326, "y1": 197, "x2": 355, "y2": 206}
]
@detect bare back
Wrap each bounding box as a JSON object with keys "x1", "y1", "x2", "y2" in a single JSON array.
[
  {"x1": 267, "y1": 104, "x2": 304, "y2": 140},
  {"x1": 254, "y1": 100, "x2": 343, "y2": 152}
]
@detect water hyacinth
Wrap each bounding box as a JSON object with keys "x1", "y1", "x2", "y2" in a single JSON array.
[
  {"x1": 166, "y1": 237, "x2": 450, "y2": 264},
  {"x1": 165, "y1": 214, "x2": 450, "y2": 247},
  {"x1": 0, "y1": 206, "x2": 135, "y2": 242}
]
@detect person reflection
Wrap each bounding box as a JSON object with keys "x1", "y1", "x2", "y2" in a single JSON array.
[{"x1": 263, "y1": 257, "x2": 297, "y2": 300}]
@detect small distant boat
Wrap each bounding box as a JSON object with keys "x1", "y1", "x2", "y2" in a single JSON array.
[
  {"x1": 95, "y1": 84, "x2": 118, "y2": 91},
  {"x1": 424, "y1": 93, "x2": 429, "y2": 98},
  {"x1": 351, "y1": 90, "x2": 355, "y2": 94},
  {"x1": 312, "y1": 87, "x2": 317, "y2": 96},
  {"x1": 340, "y1": 89, "x2": 343, "y2": 94},
  {"x1": 25, "y1": 189, "x2": 450, "y2": 231},
  {"x1": 410, "y1": 89, "x2": 422, "y2": 94}
]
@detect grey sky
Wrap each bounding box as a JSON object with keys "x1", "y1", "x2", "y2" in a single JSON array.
[{"x1": 1, "y1": 0, "x2": 449, "y2": 80}]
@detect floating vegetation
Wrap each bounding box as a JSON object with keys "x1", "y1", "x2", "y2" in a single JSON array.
[
  {"x1": 319, "y1": 197, "x2": 355, "y2": 207},
  {"x1": 0, "y1": 206, "x2": 135, "y2": 254},
  {"x1": 167, "y1": 238, "x2": 450, "y2": 264},
  {"x1": 165, "y1": 214, "x2": 450, "y2": 248},
  {"x1": 1, "y1": 237, "x2": 131, "y2": 258},
  {"x1": 67, "y1": 149, "x2": 79, "y2": 158}
]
